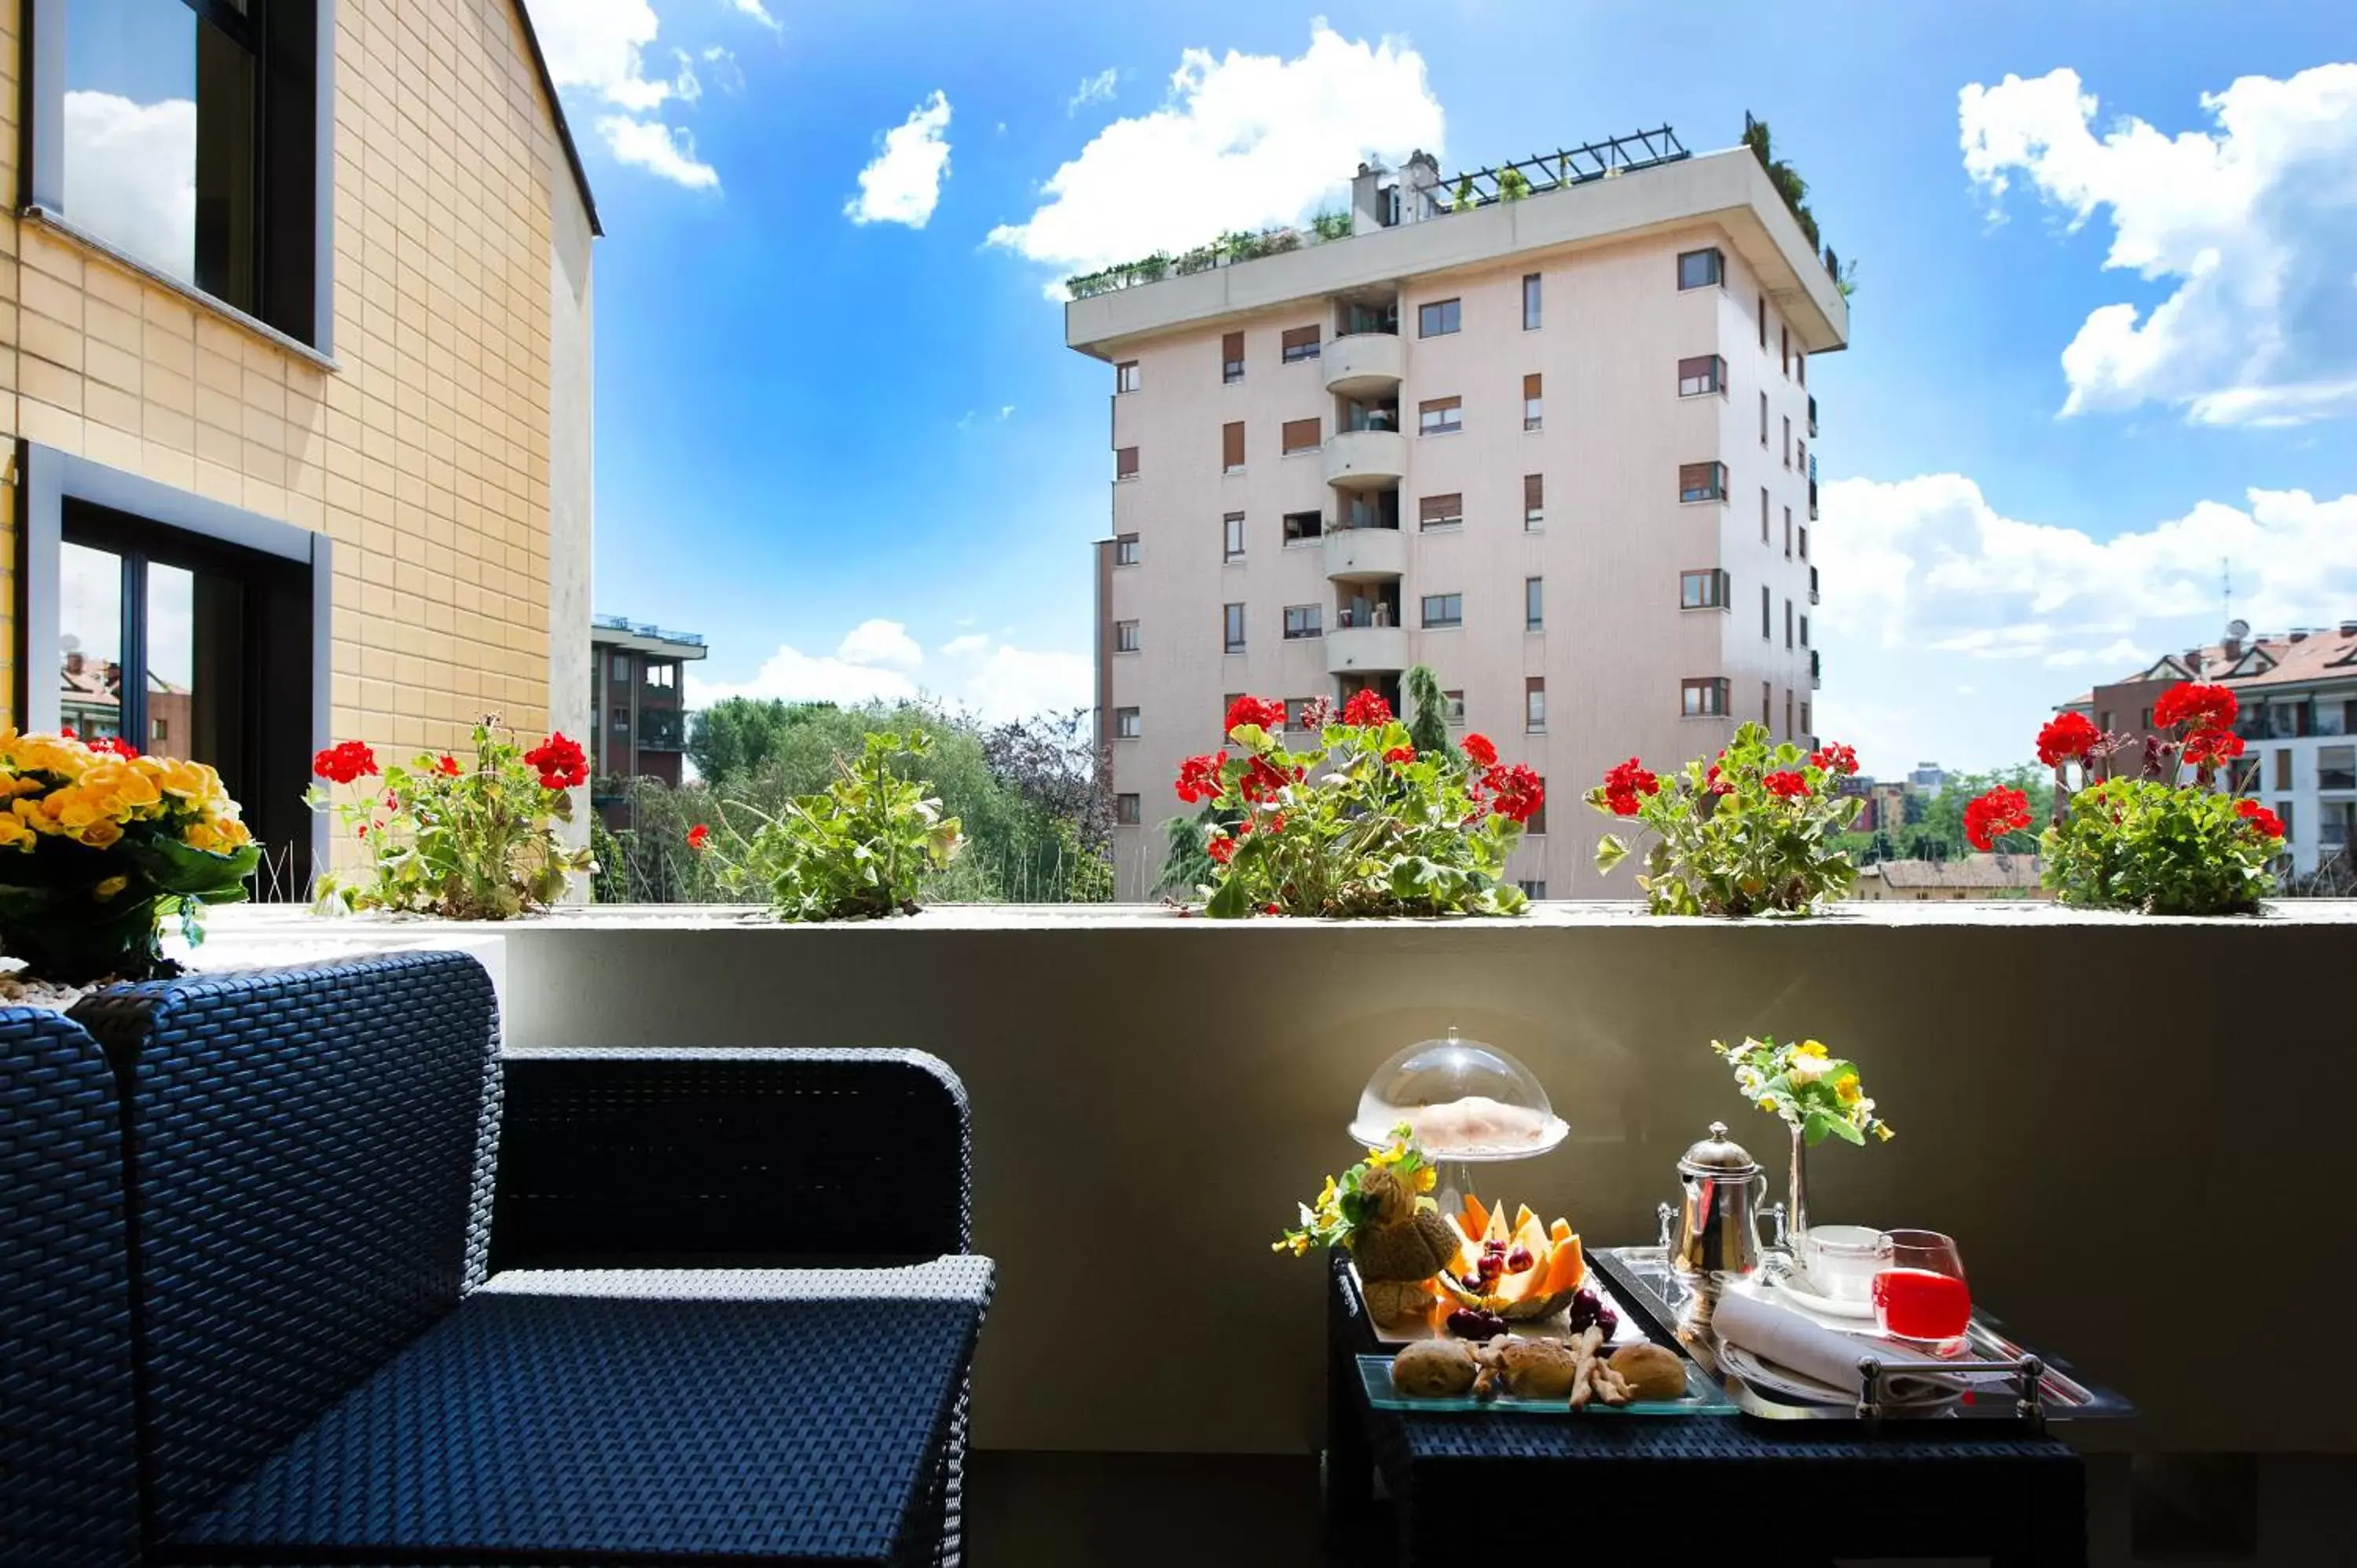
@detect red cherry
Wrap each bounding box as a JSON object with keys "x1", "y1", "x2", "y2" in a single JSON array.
[
  {"x1": 1476, "y1": 1253, "x2": 1503, "y2": 1281},
  {"x1": 1505, "y1": 1246, "x2": 1535, "y2": 1274},
  {"x1": 1460, "y1": 1272, "x2": 1483, "y2": 1292}
]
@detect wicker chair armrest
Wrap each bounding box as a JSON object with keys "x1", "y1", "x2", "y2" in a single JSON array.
[{"x1": 489, "y1": 1048, "x2": 973, "y2": 1273}]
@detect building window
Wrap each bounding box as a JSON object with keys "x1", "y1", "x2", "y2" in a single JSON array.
[
  {"x1": 1801, "y1": 700, "x2": 1812, "y2": 739},
  {"x1": 1286, "y1": 699, "x2": 1318, "y2": 733},
  {"x1": 1760, "y1": 391, "x2": 1769, "y2": 446},
  {"x1": 611, "y1": 653, "x2": 632, "y2": 681},
  {"x1": 2321, "y1": 746, "x2": 2356, "y2": 791},
  {"x1": 1798, "y1": 526, "x2": 1809, "y2": 561},
  {"x1": 1683, "y1": 678, "x2": 1731, "y2": 717},
  {"x1": 1800, "y1": 613, "x2": 1810, "y2": 647},
  {"x1": 1523, "y1": 273, "x2": 1542, "y2": 330},
  {"x1": 53, "y1": 0, "x2": 324, "y2": 343},
  {"x1": 1525, "y1": 577, "x2": 1544, "y2": 632},
  {"x1": 1115, "y1": 707, "x2": 1142, "y2": 739},
  {"x1": 1781, "y1": 324, "x2": 1791, "y2": 376},
  {"x1": 1677, "y1": 247, "x2": 1723, "y2": 290},
  {"x1": 1523, "y1": 373, "x2": 1544, "y2": 431},
  {"x1": 1518, "y1": 879, "x2": 1547, "y2": 899},
  {"x1": 1114, "y1": 533, "x2": 1140, "y2": 566},
  {"x1": 1527, "y1": 786, "x2": 1547, "y2": 837},
  {"x1": 1418, "y1": 397, "x2": 1463, "y2": 437},
  {"x1": 1796, "y1": 438, "x2": 1806, "y2": 474},
  {"x1": 1420, "y1": 593, "x2": 1463, "y2": 629},
  {"x1": 613, "y1": 705, "x2": 632, "y2": 734},
  {"x1": 1419, "y1": 297, "x2": 1462, "y2": 336},
  {"x1": 1281, "y1": 417, "x2": 1322, "y2": 455},
  {"x1": 2275, "y1": 749, "x2": 2293, "y2": 791},
  {"x1": 1223, "y1": 511, "x2": 1246, "y2": 561},
  {"x1": 1116, "y1": 445, "x2": 1139, "y2": 479},
  {"x1": 1785, "y1": 599, "x2": 1794, "y2": 648},
  {"x1": 1783, "y1": 507, "x2": 1794, "y2": 557},
  {"x1": 1677, "y1": 355, "x2": 1726, "y2": 397},
  {"x1": 1283, "y1": 604, "x2": 1323, "y2": 640},
  {"x1": 2277, "y1": 800, "x2": 2296, "y2": 844},
  {"x1": 1798, "y1": 352, "x2": 1807, "y2": 387},
  {"x1": 2324, "y1": 800, "x2": 2355, "y2": 848},
  {"x1": 1761, "y1": 488, "x2": 1771, "y2": 542},
  {"x1": 1523, "y1": 474, "x2": 1544, "y2": 531},
  {"x1": 1116, "y1": 793, "x2": 1142, "y2": 825},
  {"x1": 1444, "y1": 689, "x2": 1467, "y2": 725},
  {"x1": 1761, "y1": 584, "x2": 1772, "y2": 639},
  {"x1": 1418, "y1": 493, "x2": 1464, "y2": 532},
  {"x1": 1783, "y1": 416, "x2": 1793, "y2": 467},
  {"x1": 1281, "y1": 325, "x2": 1321, "y2": 362},
  {"x1": 1758, "y1": 295, "x2": 1769, "y2": 349},
  {"x1": 1762, "y1": 681, "x2": 1772, "y2": 727},
  {"x1": 1525, "y1": 676, "x2": 1546, "y2": 733},
  {"x1": 1678, "y1": 463, "x2": 1727, "y2": 504},
  {"x1": 1222, "y1": 422, "x2": 1244, "y2": 472},
  {"x1": 1116, "y1": 360, "x2": 1141, "y2": 394},
  {"x1": 1114, "y1": 620, "x2": 1139, "y2": 653},
  {"x1": 1680, "y1": 568, "x2": 1731, "y2": 610},
  {"x1": 1222, "y1": 331, "x2": 1244, "y2": 383},
  {"x1": 1283, "y1": 510, "x2": 1324, "y2": 544},
  {"x1": 1223, "y1": 603, "x2": 1246, "y2": 653}
]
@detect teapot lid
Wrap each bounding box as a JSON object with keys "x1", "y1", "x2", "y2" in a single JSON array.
[{"x1": 1678, "y1": 1120, "x2": 1759, "y2": 1175}]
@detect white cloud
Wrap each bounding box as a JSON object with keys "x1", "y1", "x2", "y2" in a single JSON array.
[
  {"x1": 596, "y1": 116, "x2": 720, "y2": 190},
  {"x1": 689, "y1": 621, "x2": 1091, "y2": 724},
  {"x1": 988, "y1": 23, "x2": 1443, "y2": 282},
  {"x1": 526, "y1": 0, "x2": 670, "y2": 111},
  {"x1": 1813, "y1": 473, "x2": 2357, "y2": 772},
  {"x1": 998, "y1": 405, "x2": 1014, "y2": 420},
  {"x1": 701, "y1": 46, "x2": 746, "y2": 95},
  {"x1": 845, "y1": 91, "x2": 953, "y2": 228},
  {"x1": 672, "y1": 50, "x2": 702, "y2": 104},
  {"x1": 726, "y1": 0, "x2": 780, "y2": 31},
  {"x1": 1959, "y1": 63, "x2": 2357, "y2": 426},
  {"x1": 61, "y1": 92, "x2": 195, "y2": 283},
  {"x1": 1067, "y1": 67, "x2": 1120, "y2": 115}
]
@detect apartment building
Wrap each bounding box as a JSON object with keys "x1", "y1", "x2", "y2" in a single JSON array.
[
  {"x1": 588, "y1": 613, "x2": 706, "y2": 826},
  {"x1": 1, "y1": 0, "x2": 597, "y2": 887},
  {"x1": 1071, "y1": 134, "x2": 1847, "y2": 899},
  {"x1": 2059, "y1": 621, "x2": 2357, "y2": 883}
]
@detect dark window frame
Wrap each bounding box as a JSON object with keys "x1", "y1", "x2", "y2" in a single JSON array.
[
  {"x1": 1420, "y1": 592, "x2": 1464, "y2": 629},
  {"x1": 1677, "y1": 247, "x2": 1723, "y2": 290},
  {"x1": 1418, "y1": 297, "x2": 1462, "y2": 337}
]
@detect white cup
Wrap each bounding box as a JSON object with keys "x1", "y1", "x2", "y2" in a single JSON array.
[{"x1": 1799, "y1": 1225, "x2": 1886, "y2": 1303}]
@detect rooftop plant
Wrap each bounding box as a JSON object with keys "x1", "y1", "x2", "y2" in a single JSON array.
[{"x1": 1744, "y1": 113, "x2": 1854, "y2": 297}]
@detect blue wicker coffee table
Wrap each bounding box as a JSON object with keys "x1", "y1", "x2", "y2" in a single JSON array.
[{"x1": 1324, "y1": 1254, "x2": 2085, "y2": 1566}]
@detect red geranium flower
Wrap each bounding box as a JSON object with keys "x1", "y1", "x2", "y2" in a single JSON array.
[
  {"x1": 1806, "y1": 742, "x2": 1858, "y2": 777},
  {"x1": 2035, "y1": 713, "x2": 2102, "y2": 768},
  {"x1": 523, "y1": 732, "x2": 589, "y2": 790},
  {"x1": 1963, "y1": 785, "x2": 2034, "y2": 852},
  {"x1": 1463, "y1": 733, "x2": 1498, "y2": 768},
  {"x1": 1263, "y1": 903, "x2": 1281, "y2": 916},
  {"x1": 2235, "y1": 797, "x2": 2286, "y2": 840},
  {"x1": 1484, "y1": 763, "x2": 1545, "y2": 825},
  {"x1": 1341, "y1": 690, "x2": 1394, "y2": 727},
  {"x1": 1175, "y1": 751, "x2": 1229, "y2": 804},
  {"x1": 1704, "y1": 762, "x2": 1733, "y2": 797},
  {"x1": 1603, "y1": 757, "x2": 1659, "y2": 797},
  {"x1": 1208, "y1": 834, "x2": 1237, "y2": 865},
  {"x1": 1238, "y1": 755, "x2": 1292, "y2": 803},
  {"x1": 1384, "y1": 745, "x2": 1417, "y2": 766},
  {"x1": 687, "y1": 823, "x2": 711, "y2": 851},
  {"x1": 1763, "y1": 770, "x2": 1811, "y2": 799},
  {"x1": 2153, "y1": 682, "x2": 2238, "y2": 735},
  {"x1": 86, "y1": 734, "x2": 141, "y2": 759},
  {"x1": 313, "y1": 739, "x2": 380, "y2": 784},
  {"x1": 436, "y1": 753, "x2": 463, "y2": 776},
  {"x1": 1224, "y1": 695, "x2": 1287, "y2": 735},
  {"x1": 2182, "y1": 728, "x2": 2243, "y2": 768}
]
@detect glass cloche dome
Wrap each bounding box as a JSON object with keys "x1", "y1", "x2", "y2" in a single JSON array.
[{"x1": 1348, "y1": 1026, "x2": 1567, "y2": 1161}]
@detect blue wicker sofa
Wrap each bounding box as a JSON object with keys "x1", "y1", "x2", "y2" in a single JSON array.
[{"x1": 2, "y1": 951, "x2": 993, "y2": 1566}]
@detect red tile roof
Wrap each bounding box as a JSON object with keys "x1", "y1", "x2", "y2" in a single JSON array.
[{"x1": 2059, "y1": 623, "x2": 2357, "y2": 710}]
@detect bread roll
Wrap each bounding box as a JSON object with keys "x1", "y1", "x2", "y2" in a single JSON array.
[
  {"x1": 1390, "y1": 1339, "x2": 1479, "y2": 1397},
  {"x1": 1483, "y1": 1336, "x2": 1581, "y2": 1399},
  {"x1": 1607, "y1": 1341, "x2": 1688, "y2": 1403}
]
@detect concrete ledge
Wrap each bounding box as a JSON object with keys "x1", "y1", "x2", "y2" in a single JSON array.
[{"x1": 201, "y1": 901, "x2": 2357, "y2": 1458}]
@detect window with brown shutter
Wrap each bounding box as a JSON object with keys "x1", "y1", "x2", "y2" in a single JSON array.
[
  {"x1": 1281, "y1": 417, "x2": 1321, "y2": 454},
  {"x1": 1417, "y1": 397, "x2": 1462, "y2": 436},
  {"x1": 1222, "y1": 422, "x2": 1244, "y2": 471},
  {"x1": 1281, "y1": 325, "x2": 1321, "y2": 362},
  {"x1": 1677, "y1": 462, "x2": 1726, "y2": 503},
  {"x1": 1418, "y1": 493, "x2": 1464, "y2": 530},
  {"x1": 1222, "y1": 332, "x2": 1244, "y2": 383},
  {"x1": 1523, "y1": 474, "x2": 1543, "y2": 530},
  {"x1": 1116, "y1": 445, "x2": 1138, "y2": 478},
  {"x1": 1523, "y1": 372, "x2": 1543, "y2": 431}
]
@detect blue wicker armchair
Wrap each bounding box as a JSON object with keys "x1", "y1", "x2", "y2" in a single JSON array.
[{"x1": 52, "y1": 951, "x2": 992, "y2": 1568}]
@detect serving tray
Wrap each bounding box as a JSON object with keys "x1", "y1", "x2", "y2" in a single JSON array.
[
  {"x1": 1357, "y1": 1352, "x2": 1736, "y2": 1416},
  {"x1": 1590, "y1": 1244, "x2": 2132, "y2": 1427},
  {"x1": 1347, "y1": 1259, "x2": 1648, "y2": 1350}
]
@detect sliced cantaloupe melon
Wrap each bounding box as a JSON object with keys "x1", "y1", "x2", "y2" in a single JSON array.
[
  {"x1": 1542, "y1": 1234, "x2": 1585, "y2": 1297},
  {"x1": 1462, "y1": 1193, "x2": 1490, "y2": 1240},
  {"x1": 1513, "y1": 1203, "x2": 1537, "y2": 1237},
  {"x1": 1441, "y1": 1213, "x2": 1479, "y2": 1275},
  {"x1": 1485, "y1": 1203, "x2": 1511, "y2": 1244},
  {"x1": 1548, "y1": 1218, "x2": 1574, "y2": 1247},
  {"x1": 1512, "y1": 1214, "x2": 1549, "y2": 1261}
]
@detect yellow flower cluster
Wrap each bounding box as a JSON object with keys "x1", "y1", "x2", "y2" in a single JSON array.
[{"x1": 0, "y1": 731, "x2": 252, "y2": 855}]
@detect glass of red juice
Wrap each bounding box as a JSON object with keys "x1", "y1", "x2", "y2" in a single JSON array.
[{"x1": 1871, "y1": 1229, "x2": 1971, "y2": 1341}]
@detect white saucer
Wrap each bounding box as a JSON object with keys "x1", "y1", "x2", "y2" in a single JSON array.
[{"x1": 1759, "y1": 1269, "x2": 1876, "y2": 1321}]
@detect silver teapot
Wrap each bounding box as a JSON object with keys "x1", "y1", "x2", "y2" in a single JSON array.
[{"x1": 1666, "y1": 1122, "x2": 1774, "y2": 1281}]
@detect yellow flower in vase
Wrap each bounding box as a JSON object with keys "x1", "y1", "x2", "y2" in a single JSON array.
[{"x1": 1834, "y1": 1071, "x2": 1861, "y2": 1105}]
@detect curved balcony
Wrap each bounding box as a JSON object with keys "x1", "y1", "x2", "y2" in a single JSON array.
[
  {"x1": 1325, "y1": 625, "x2": 1409, "y2": 676},
  {"x1": 1323, "y1": 526, "x2": 1406, "y2": 583},
  {"x1": 1322, "y1": 332, "x2": 1404, "y2": 398},
  {"x1": 1322, "y1": 428, "x2": 1406, "y2": 492}
]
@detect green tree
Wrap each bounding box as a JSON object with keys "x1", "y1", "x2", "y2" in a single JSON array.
[
  {"x1": 1404, "y1": 664, "x2": 1457, "y2": 763},
  {"x1": 688, "y1": 697, "x2": 837, "y2": 785},
  {"x1": 1911, "y1": 767, "x2": 2055, "y2": 857}
]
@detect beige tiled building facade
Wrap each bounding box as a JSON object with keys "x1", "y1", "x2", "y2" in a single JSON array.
[
  {"x1": 1070, "y1": 143, "x2": 1848, "y2": 899},
  {"x1": 0, "y1": 0, "x2": 596, "y2": 887}
]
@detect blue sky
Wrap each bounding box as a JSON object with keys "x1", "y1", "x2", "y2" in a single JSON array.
[{"x1": 527, "y1": 0, "x2": 2357, "y2": 776}]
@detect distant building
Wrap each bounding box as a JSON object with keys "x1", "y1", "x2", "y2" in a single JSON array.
[
  {"x1": 1906, "y1": 762, "x2": 1948, "y2": 794},
  {"x1": 1854, "y1": 855, "x2": 2050, "y2": 901},
  {"x1": 590, "y1": 616, "x2": 707, "y2": 827},
  {"x1": 2057, "y1": 621, "x2": 2357, "y2": 881}
]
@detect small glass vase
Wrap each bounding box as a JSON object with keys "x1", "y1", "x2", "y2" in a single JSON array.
[{"x1": 1785, "y1": 1120, "x2": 1809, "y2": 1250}]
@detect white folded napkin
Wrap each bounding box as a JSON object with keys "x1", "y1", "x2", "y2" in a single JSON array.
[{"x1": 1713, "y1": 1286, "x2": 1960, "y2": 1404}]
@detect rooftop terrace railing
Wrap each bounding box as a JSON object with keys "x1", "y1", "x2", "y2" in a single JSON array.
[{"x1": 593, "y1": 613, "x2": 706, "y2": 647}]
